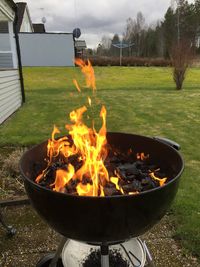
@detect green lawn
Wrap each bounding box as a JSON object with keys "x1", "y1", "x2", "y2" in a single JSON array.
[{"x1": 0, "y1": 66, "x2": 200, "y2": 258}]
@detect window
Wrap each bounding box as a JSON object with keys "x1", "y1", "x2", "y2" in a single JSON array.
[{"x1": 0, "y1": 21, "x2": 9, "y2": 33}]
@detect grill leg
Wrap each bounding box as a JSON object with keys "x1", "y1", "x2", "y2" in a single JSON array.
[
  {"x1": 0, "y1": 208, "x2": 16, "y2": 236},
  {"x1": 101, "y1": 245, "x2": 109, "y2": 267},
  {"x1": 49, "y1": 237, "x2": 68, "y2": 267},
  {"x1": 143, "y1": 241, "x2": 156, "y2": 267}
]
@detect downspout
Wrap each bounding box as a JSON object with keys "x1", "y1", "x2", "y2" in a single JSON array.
[
  {"x1": 13, "y1": 5, "x2": 25, "y2": 103},
  {"x1": 73, "y1": 34, "x2": 77, "y2": 62}
]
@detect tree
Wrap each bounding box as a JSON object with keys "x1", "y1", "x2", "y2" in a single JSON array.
[
  {"x1": 123, "y1": 12, "x2": 146, "y2": 57},
  {"x1": 171, "y1": 39, "x2": 194, "y2": 89},
  {"x1": 162, "y1": 7, "x2": 177, "y2": 57},
  {"x1": 101, "y1": 35, "x2": 112, "y2": 55},
  {"x1": 110, "y1": 34, "x2": 120, "y2": 57},
  {"x1": 163, "y1": 0, "x2": 199, "y2": 57}
]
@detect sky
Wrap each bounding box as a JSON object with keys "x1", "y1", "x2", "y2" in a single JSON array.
[{"x1": 15, "y1": 0, "x2": 195, "y2": 49}]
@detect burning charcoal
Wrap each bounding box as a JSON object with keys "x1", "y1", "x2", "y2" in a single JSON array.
[
  {"x1": 105, "y1": 182, "x2": 116, "y2": 188},
  {"x1": 115, "y1": 168, "x2": 127, "y2": 180},
  {"x1": 65, "y1": 179, "x2": 79, "y2": 194},
  {"x1": 141, "y1": 177, "x2": 157, "y2": 191},
  {"x1": 107, "y1": 155, "x2": 122, "y2": 164},
  {"x1": 35, "y1": 142, "x2": 169, "y2": 196},
  {"x1": 82, "y1": 176, "x2": 92, "y2": 185},
  {"x1": 124, "y1": 174, "x2": 136, "y2": 181},
  {"x1": 121, "y1": 180, "x2": 142, "y2": 193},
  {"x1": 134, "y1": 161, "x2": 144, "y2": 169},
  {"x1": 104, "y1": 183, "x2": 121, "y2": 196},
  {"x1": 154, "y1": 170, "x2": 167, "y2": 179},
  {"x1": 148, "y1": 165, "x2": 158, "y2": 172},
  {"x1": 132, "y1": 180, "x2": 143, "y2": 191},
  {"x1": 118, "y1": 163, "x2": 140, "y2": 176},
  {"x1": 68, "y1": 154, "x2": 83, "y2": 171}
]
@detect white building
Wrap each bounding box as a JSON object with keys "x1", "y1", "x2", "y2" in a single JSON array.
[
  {"x1": 0, "y1": 0, "x2": 24, "y2": 124},
  {"x1": 15, "y1": 2, "x2": 33, "y2": 33}
]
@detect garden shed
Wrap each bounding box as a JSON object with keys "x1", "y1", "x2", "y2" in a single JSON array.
[{"x1": 0, "y1": 0, "x2": 24, "y2": 124}]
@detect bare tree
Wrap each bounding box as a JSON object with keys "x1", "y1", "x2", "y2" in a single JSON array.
[
  {"x1": 101, "y1": 35, "x2": 112, "y2": 50},
  {"x1": 171, "y1": 39, "x2": 194, "y2": 90}
]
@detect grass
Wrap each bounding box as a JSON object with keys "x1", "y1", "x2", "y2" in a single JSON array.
[{"x1": 0, "y1": 66, "x2": 200, "y2": 258}]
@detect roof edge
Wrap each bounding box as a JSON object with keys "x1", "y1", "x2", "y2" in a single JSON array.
[{"x1": 6, "y1": 0, "x2": 17, "y2": 11}]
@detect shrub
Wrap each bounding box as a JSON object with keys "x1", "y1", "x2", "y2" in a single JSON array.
[
  {"x1": 170, "y1": 40, "x2": 194, "y2": 90},
  {"x1": 88, "y1": 56, "x2": 171, "y2": 67}
]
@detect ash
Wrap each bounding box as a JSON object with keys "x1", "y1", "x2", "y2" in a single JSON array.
[{"x1": 82, "y1": 248, "x2": 130, "y2": 267}]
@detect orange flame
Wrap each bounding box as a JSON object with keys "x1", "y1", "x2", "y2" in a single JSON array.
[
  {"x1": 110, "y1": 177, "x2": 124, "y2": 194},
  {"x1": 73, "y1": 79, "x2": 81, "y2": 92},
  {"x1": 52, "y1": 164, "x2": 75, "y2": 192},
  {"x1": 137, "y1": 152, "x2": 149, "y2": 161},
  {"x1": 74, "y1": 59, "x2": 96, "y2": 92},
  {"x1": 149, "y1": 171, "x2": 167, "y2": 186},
  {"x1": 36, "y1": 58, "x2": 168, "y2": 196}
]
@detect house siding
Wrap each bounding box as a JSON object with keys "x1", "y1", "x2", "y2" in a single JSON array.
[
  {"x1": 0, "y1": 1, "x2": 23, "y2": 124},
  {"x1": 0, "y1": 53, "x2": 13, "y2": 68},
  {"x1": 0, "y1": 70, "x2": 22, "y2": 124},
  {"x1": 0, "y1": 33, "x2": 11, "y2": 50}
]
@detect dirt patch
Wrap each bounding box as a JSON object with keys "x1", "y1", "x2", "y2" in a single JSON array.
[
  {"x1": 0, "y1": 205, "x2": 199, "y2": 267},
  {"x1": 0, "y1": 147, "x2": 26, "y2": 200}
]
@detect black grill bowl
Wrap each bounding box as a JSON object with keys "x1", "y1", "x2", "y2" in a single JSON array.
[{"x1": 20, "y1": 132, "x2": 184, "y2": 244}]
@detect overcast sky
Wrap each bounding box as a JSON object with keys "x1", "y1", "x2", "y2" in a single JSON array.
[{"x1": 15, "y1": 0, "x2": 195, "y2": 48}]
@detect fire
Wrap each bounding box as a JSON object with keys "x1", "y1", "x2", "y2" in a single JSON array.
[
  {"x1": 74, "y1": 59, "x2": 96, "y2": 92},
  {"x1": 36, "y1": 59, "x2": 168, "y2": 196},
  {"x1": 73, "y1": 79, "x2": 81, "y2": 93},
  {"x1": 137, "y1": 152, "x2": 149, "y2": 161},
  {"x1": 149, "y1": 171, "x2": 167, "y2": 186},
  {"x1": 110, "y1": 177, "x2": 124, "y2": 194},
  {"x1": 51, "y1": 165, "x2": 74, "y2": 192}
]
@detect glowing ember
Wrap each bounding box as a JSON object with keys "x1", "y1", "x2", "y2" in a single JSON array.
[{"x1": 36, "y1": 59, "x2": 168, "y2": 196}]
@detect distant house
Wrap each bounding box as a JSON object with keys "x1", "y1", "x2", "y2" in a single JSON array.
[
  {"x1": 0, "y1": 0, "x2": 25, "y2": 124},
  {"x1": 15, "y1": 2, "x2": 33, "y2": 32},
  {"x1": 75, "y1": 40, "x2": 87, "y2": 58},
  {"x1": 32, "y1": 23, "x2": 45, "y2": 33}
]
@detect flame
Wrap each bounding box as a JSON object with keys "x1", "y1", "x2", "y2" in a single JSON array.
[
  {"x1": 137, "y1": 152, "x2": 149, "y2": 161},
  {"x1": 110, "y1": 177, "x2": 124, "y2": 194},
  {"x1": 76, "y1": 183, "x2": 93, "y2": 196},
  {"x1": 36, "y1": 58, "x2": 168, "y2": 197},
  {"x1": 149, "y1": 172, "x2": 167, "y2": 186},
  {"x1": 73, "y1": 79, "x2": 81, "y2": 92},
  {"x1": 88, "y1": 97, "x2": 92, "y2": 106},
  {"x1": 128, "y1": 191, "x2": 139, "y2": 195},
  {"x1": 52, "y1": 164, "x2": 75, "y2": 192},
  {"x1": 66, "y1": 105, "x2": 109, "y2": 196},
  {"x1": 74, "y1": 59, "x2": 96, "y2": 92}
]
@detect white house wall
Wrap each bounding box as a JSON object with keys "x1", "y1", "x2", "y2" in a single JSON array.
[
  {"x1": 19, "y1": 33, "x2": 75, "y2": 66},
  {"x1": 0, "y1": 33, "x2": 11, "y2": 50},
  {"x1": 0, "y1": 70, "x2": 22, "y2": 124},
  {"x1": 0, "y1": 1, "x2": 22, "y2": 124}
]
